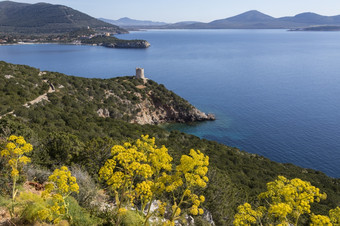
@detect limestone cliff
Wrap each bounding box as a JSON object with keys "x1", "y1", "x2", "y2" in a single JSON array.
[{"x1": 131, "y1": 90, "x2": 215, "y2": 125}]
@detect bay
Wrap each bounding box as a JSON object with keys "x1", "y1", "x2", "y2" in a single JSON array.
[{"x1": 0, "y1": 29, "x2": 339, "y2": 178}]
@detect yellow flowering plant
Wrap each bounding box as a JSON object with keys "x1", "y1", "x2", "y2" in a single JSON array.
[
  {"x1": 233, "y1": 176, "x2": 328, "y2": 226},
  {"x1": 99, "y1": 135, "x2": 209, "y2": 225},
  {"x1": 162, "y1": 149, "x2": 209, "y2": 223},
  {"x1": 99, "y1": 135, "x2": 174, "y2": 225},
  {"x1": 0, "y1": 135, "x2": 33, "y2": 217},
  {"x1": 329, "y1": 207, "x2": 340, "y2": 225},
  {"x1": 38, "y1": 166, "x2": 79, "y2": 224},
  {"x1": 310, "y1": 206, "x2": 340, "y2": 226}
]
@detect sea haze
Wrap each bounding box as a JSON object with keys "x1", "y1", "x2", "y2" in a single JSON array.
[{"x1": 0, "y1": 29, "x2": 339, "y2": 178}]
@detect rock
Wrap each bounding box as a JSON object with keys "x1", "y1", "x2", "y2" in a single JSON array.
[
  {"x1": 4, "y1": 75, "x2": 13, "y2": 79},
  {"x1": 203, "y1": 209, "x2": 215, "y2": 226},
  {"x1": 97, "y1": 108, "x2": 110, "y2": 118}
]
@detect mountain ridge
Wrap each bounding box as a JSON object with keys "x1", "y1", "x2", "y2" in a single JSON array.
[
  {"x1": 116, "y1": 10, "x2": 340, "y2": 29},
  {"x1": 0, "y1": 1, "x2": 126, "y2": 34}
]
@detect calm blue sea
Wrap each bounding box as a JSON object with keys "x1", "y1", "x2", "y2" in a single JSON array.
[{"x1": 1, "y1": 29, "x2": 340, "y2": 178}]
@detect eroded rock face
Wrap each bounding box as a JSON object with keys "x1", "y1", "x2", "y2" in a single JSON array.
[
  {"x1": 130, "y1": 96, "x2": 215, "y2": 125},
  {"x1": 97, "y1": 108, "x2": 110, "y2": 118}
]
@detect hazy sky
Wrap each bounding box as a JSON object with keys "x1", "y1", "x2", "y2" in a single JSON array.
[{"x1": 9, "y1": 0, "x2": 340, "y2": 23}]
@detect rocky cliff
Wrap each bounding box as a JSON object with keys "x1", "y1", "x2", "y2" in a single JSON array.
[{"x1": 131, "y1": 90, "x2": 215, "y2": 125}]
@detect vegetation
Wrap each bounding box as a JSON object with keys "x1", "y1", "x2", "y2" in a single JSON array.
[
  {"x1": 0, "y1": 61, "x2": 339, "y2": 225},
  {"x1": 99, "y1": 135, "x2": 208, "y2": 225},
  {"x1": 0, "y1": 135, "x2": 32, "y2": 217},
  {"x1": 81, "y1": 35, "x2": 150, "y2": 48},
  {"x1": 0, "y1": 1, "x2": 125, "y2": 35},
  {"x1": 0, "y1": 61, "x2": 194, "y2": 123},
  {"x1": 234, "y1": 176, "x2": 330, "y2": 225}
]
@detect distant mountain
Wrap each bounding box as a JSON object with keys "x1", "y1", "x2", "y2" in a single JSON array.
[
  {"x1": 161, "y1": 10, "x2": 340, "y2": 29},
  {"x1": 0, "y1": 1, "x2": 126, "y2": 34},
  {"x1": 279, "y1": 12, "x2": 340, "y2": 25},
  {"x1": 223, "y1": 10, "x2": 275, "y2": 22},
  {"x1": 99, "y1": 17, "x2": 168, "y2": 28}
]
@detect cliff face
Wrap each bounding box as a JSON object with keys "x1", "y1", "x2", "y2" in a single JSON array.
[{"x1": 131, "y1": 91, "x2": 215, "y2": 125}]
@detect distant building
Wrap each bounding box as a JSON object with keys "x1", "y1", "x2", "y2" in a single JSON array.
[{"x1": 136, "y1": 68, "x2": 145, "y2": 79}]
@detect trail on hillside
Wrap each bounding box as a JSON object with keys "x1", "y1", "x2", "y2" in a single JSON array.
[{"x1": 0, "y1": 82, "x2": 55, "y2": 119}]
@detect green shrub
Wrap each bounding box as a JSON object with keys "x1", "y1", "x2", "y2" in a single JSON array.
[
  {"x1": 67, "y1": 196, "x2": 100, "y2": 226},
  {"x1": 17, "y1": 191, "x2": 49, "y2": 223},
  {"x1": 120, "y1": 210, "x2": 145, "y2": 226}
]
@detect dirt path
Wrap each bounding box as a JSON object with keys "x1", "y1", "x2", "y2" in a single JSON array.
[
  {"x1": 23, "y1": 84, "x2": 55, "y2": 108},
  {"x1": 0, "y1": 82, "x2": 55, "y2": 119}
]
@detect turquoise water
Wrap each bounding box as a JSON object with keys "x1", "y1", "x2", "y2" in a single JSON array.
[{"x1": 1, "y1": 30, "x2": 340, "y2": 178}]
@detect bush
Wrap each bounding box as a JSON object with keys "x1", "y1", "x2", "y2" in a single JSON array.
[
  {"x1": 120, "y1": 210, "x2": 145, "y2": 226},
  {"x1": 70, "y1": 166, "x2": 98, "y2": 207},
  {"x1": 67, "y1": 196, "x2": 100, "y2": 226},
  {"x1": 17, "y1": 192, "x2": 49, "y2": 224},
  {"x1": 25, "y1": 165, "x2": 51, "y2": 184}
]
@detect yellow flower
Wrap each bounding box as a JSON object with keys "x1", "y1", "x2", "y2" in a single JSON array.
[{"x1": 118, "y1": 208, "x2": 127, "y2": 215}]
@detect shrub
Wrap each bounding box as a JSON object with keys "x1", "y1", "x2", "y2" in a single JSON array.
[
  {"x1": 70, "y1": 166, "x2": 98, "y2": 207},
  {"x1": 25, "y1": 165, "x2": 51, "y2": 184}
]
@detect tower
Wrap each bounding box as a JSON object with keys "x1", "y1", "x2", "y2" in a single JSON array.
[{"x1": 136, "y1": 68, "x2": 145, "y2": 79}]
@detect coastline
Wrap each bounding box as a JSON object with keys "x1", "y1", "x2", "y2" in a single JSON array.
[{"x1": 0, "y1": 40, "x2": 150, "y2": 48}]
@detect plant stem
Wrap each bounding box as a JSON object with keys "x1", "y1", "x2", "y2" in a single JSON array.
[
  {"x1": 144, "y1": 194, "x2": 155, "y2": 226},
  {"x1": 10, "y1": 160, "x2": 19, "y2": 218}
]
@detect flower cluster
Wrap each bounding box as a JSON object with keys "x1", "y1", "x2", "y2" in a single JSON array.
[
  {"x1": 310, "y1": 214, "x2": 332, "y2": 226},
  {"x1": 99, "y1": 135, "x2": 209, "y2": 224},
  {"x1": 1, "y1": 135, "x2": 33, "y2": 178},
  {"x1": 258, "y1": 176, "x2": 326, "y2": 221},
  {"x1": 329, "y1": 207, "x2": 340, "y2": 225},
  {"x1": 234, "y1": 176, "x2": 329, "y2": 226},
  {"x1": 1, "y1": 135, "x2": 33, "y2": 217},
  {"x1": 99, "y1": 135, "x2": 176, "y2": 223},
  {"x1": 163, "y1": 149, "x2": 209, "y2": 221},
  {"x1": 310, "y1": 206, "x2": 340, "y2": 226},
  {"x1": 39, "y1": 166, "x2": 79, "y2": 224},
  {"x1": 233, "y1": 203, "x2": 264, "y2": 225},
  {"x1": 45, "y1": 166, "x2": 79, "y2": 196},
  {"x1": 135, "y1": 181, "x2": 153, "y2": 203}
]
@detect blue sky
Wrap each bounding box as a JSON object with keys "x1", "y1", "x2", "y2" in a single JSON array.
[{"x1": 10, "y1": 0, "x2": 340, "y2": 23}]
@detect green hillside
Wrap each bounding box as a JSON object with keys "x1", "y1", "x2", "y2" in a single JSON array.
[
  {"x1": 0, "y1": 61, "x2": 339, "y2": 225},
  {"x1": 0, "y1": 1, "x2": 126, "y2": 34}
]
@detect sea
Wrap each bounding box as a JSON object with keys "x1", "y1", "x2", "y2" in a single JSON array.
[{"x1": 0, "y1": 29, "x2": 339, "y2": 178}]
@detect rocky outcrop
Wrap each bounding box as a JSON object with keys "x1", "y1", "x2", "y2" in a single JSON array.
[
  {"x1": 97, "y1": 108, "x2": 110, "y2": 118},
  {"x1": 130, "y1": 92, "x2": 215, "y2": 125}
]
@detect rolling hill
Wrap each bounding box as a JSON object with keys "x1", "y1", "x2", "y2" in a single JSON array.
[
  {"x1": 0, "y1": 1, "x2": 126, "y2": 34},
  {"x1": 160, "y1": 10, "x2": 340, "y2": 29},
  {"x1": 99, "y1": 17, "x2": 168, "y2": 28}
]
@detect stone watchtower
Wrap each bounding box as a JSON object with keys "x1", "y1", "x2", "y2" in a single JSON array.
[{"x1": 136, "y1": 68, "x2": 145, "y2": 79}]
